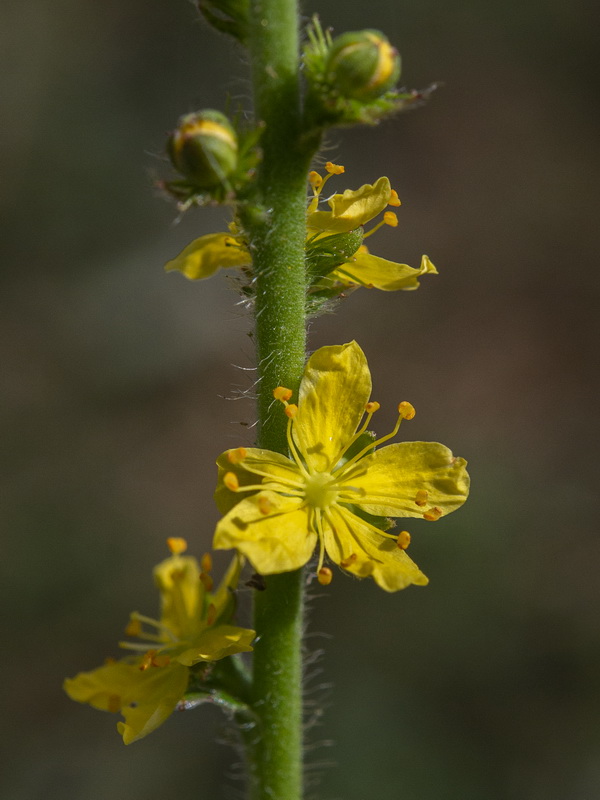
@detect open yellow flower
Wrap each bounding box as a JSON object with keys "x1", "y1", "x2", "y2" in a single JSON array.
[
  {"x1": 64, "y1": 540, "x2": 254, "y2": 744},
  {"x1": 165, "y1": 163, "x2": 436, "y2": 292},
  {"x1": 213, "y1": 341, "x2": 469, "y2": 592}
]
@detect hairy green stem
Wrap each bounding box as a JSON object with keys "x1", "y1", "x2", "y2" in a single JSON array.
[{"x1": 242, "y1": 0, "x2": 317, "y2": 797}]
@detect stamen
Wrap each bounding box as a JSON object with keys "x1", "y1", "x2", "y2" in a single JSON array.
[
  {"x1": 273, "y1": 386, "x2": 293, "y2": 402},
  {"x1": 199, "y1": 572, "x2": 213, "y2": 591},
  {"x1": 224, "y1": 472, "x2": 240, "y2": 491},
  {"x1": 206, "y1": 603, "x2": 217, "y2": 626},
  {"x1": 415, "y1": 489, "x2": 428, "y2": 507},
  {"x1": 398, "y1": 401, "x2": 416, "y2": 420},
  {"x1": 125, "y1": 619, "x2": 142, "y2": 637},
  {"x1": 340, "y1": 553, "x2": 357, "y2": 568},
  {"x1": 318, "y1": 567, "x2": 333, "y2": 585},
  {"x1": 151, "y1": 654, "x2": 171, "y2": 668},
  {"x1": 285, "y1": 404, "x2": 298, "y2": 419},
  {"x1": 362, "y1": 219, "x2": 385, "y2": 239},
  {"x1": 129, "y1": 612, "x2": 177, "y2": 639},
  {"x1": 336, "y1": 410, "x2": 406, "y2": 474},
  {"x1": 397, "y1": 530, "x2": 411, "y2": 550},
  {"x1": 313, "y1": 508, "x2": 326, "y2": 572},
  {"x1": 331, "y1": 403, "x2": 379, "y2": 466},
  {"x1": 325, "y1": 161, "x2": 345, "y2": 174},
  {"x1": 383, "y1": 211, "x2": 398, "y2": 227},
  {"x1": 258, "y1": 493, "x2": 276, "y2": 515},
  {"x1": 227, "y1": 447, "x2": 247, "y2": 464},
  {"x1": 139, "y1": 650, "x2": 158, "y2": 671},
  {"x1": 167, "y1": 537, "x2": 188, "y2": 555},
  {"x1": 308, "y1": 171, "x2": 323, "y2": 189},
  {"x1": 388, "y1": 189, "x2": 401, "y2": 207},
  {"x1": 201, "y1": 552, "x2": 213, "y2": 573},
  {"x1": 423, "y1": 507, "x2": 442, "y2": 522}
]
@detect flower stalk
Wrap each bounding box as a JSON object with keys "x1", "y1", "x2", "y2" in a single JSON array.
[{"x1": 243, "y1": 0, "x2": 316, "y2": 797}]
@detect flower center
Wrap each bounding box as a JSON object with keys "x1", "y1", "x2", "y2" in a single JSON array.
[{"x1": 304, "y1": 472, "x2": 339, "y2": 509}]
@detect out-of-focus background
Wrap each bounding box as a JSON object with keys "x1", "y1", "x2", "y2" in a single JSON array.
[{"x1": 2, "y1": 0, "x2": 599, "y2": 797}]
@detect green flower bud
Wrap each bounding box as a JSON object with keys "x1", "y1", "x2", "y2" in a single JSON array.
[
  {"x1": 167, "y1": 110, "x2": 238, "y2": 189},
  {"x1": 326, "y1": 30, "x2": 401, "y2": 102},
  {"x1": 306, "y1": 228, "x2": 365, "y2": 282}
]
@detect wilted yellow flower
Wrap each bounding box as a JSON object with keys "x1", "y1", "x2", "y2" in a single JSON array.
[
  {"x1": 64, "y1": 541, "x2": 254, "y2": 744},
  {"x1": 213, "y1": 342, "x2": 469, "y2": 592}
]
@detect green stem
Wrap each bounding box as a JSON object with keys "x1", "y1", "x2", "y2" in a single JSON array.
[{"x1": 242, "y1": 1, "x2": 318, "y2": 798}]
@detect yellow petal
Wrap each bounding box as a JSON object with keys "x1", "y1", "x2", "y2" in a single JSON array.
[
  {"x1": 213, "y1": 492, "x2": 317, "y2": 574},
  {"x1": 333, "y1": 253, "x2": 438, "y2": 291},
  {"x1": 342, "y1": 441, "x2": 470, "y2": 518},
  {"x1": 153, "y1": 554, "x2": 201, "y2": 640},
  {"x1": 64, "y1": 659, "x2": 188, "y2": 744},
  {"x1": 307, "y1": 177, "x2": 392, "y2": 233},
  {"x1": 294, "y1": 342, "x2": 372, "y2": 472},
  {"x1": 164, "y1": 233, "x2": 251, "y2": 280},
  {"x1": 174, "y1": 625, "x2": 255, "y2": 666},
  {"x1": 325, "y1": 507, "x2": 428, "y2": 592},
  {"x1": 214, "y1": 448, "x2": 300, "y2": 515}
]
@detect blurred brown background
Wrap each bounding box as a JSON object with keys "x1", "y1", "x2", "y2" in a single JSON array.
[{"x1": 1, "y1": 0, "x2": 599, "y2": 797}]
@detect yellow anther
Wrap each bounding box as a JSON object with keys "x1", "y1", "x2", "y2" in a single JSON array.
[
  {"x1": 398, "y1": 401, "x2": 416, "y2": 420},
  {"x1": 166, "y1": 537, "x2": 188, "y2": 555},
  {"x1": 227, "y1": 447, "x2": 247, "y2": 464},
  {"x1": 415, "y1": 489, "x2": 428, "y2": 507},
  {"x1": 383, "y1": 211, "x2": 398, "y2": 227},
  {"x1": 125, "y1": 619, "x2": 142, "y2": 637},
  {"x1": 199, "y1": 572, "x2": 214, "y2": 591},
  {"x1": 308, "y1": 170, "x2": 323, "y2": 189},
  {"x1": 397, "y1": 530, "x2": 411, "y2": 550},
  {"x1": 107, "y1": 694, "x2": 121, "y2": 713},
  {"x1": 388, "y1": 189, "x2": 401, "y2": 207},
  {"x1": 258, "y1": 493, "x2": 275, "y2": 515},
  {"x1": 139, "y1": 650, "x2": 157, "y2": 671},
  {"x1": 340, "y1": 553, "x2": 358, "y2": 568},
  {"x1": 201, "y1": 552, "x2": 213, "y2": 573},
  {"x1": 285, "y1": 404, "x2": 298, "y2": 419},
  {"x1": 151, "y1": 654, "x2": 171, "y2": 668},
  {"x1": 206, "y1": 603, "x2": 217, "y2": 626},
  {"x1": 365, "y1": 401, "x2": 380, "y2": 413},
  {"x1": 224, "y1": 472, "x2": 240, "y2": 491},
  {"x1": 423, "y1": 506, "x2": 442, "y2": 522},
  {"x1": 273, "y1": 386, "x2": 293, "y2": 402},
  {"x1": 325, "y1": 161, "x2": 345, "y2": 175},
  {"x1": 318, "y1": 567, "x2": 333, "y2": 585}
]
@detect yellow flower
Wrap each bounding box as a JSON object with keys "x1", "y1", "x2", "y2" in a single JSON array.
[
  {"x1": 64, "y1": 541, "x2": 254, "y2": 744},
  {"x1": 213, "y1": 342, "x2": 469, "y2": 592},
  {"x1": 165, "y1": 163, "x2": 436, "y2": 292}
]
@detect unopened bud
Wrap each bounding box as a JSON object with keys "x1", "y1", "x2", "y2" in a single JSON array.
[
  {"x1": 167, "y1": 110, "x2": 238, "y2": 189},
  {"x1": 326, "y1": 30, "x2": 401, "y2": 102}
]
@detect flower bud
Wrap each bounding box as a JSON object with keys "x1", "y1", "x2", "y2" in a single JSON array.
[
  {"x1": 326, "y1": 30, "x2": 401, "y2": 102},
  {"x1": 167, "y1": 110, "x2": 238, "y2": 189}
]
